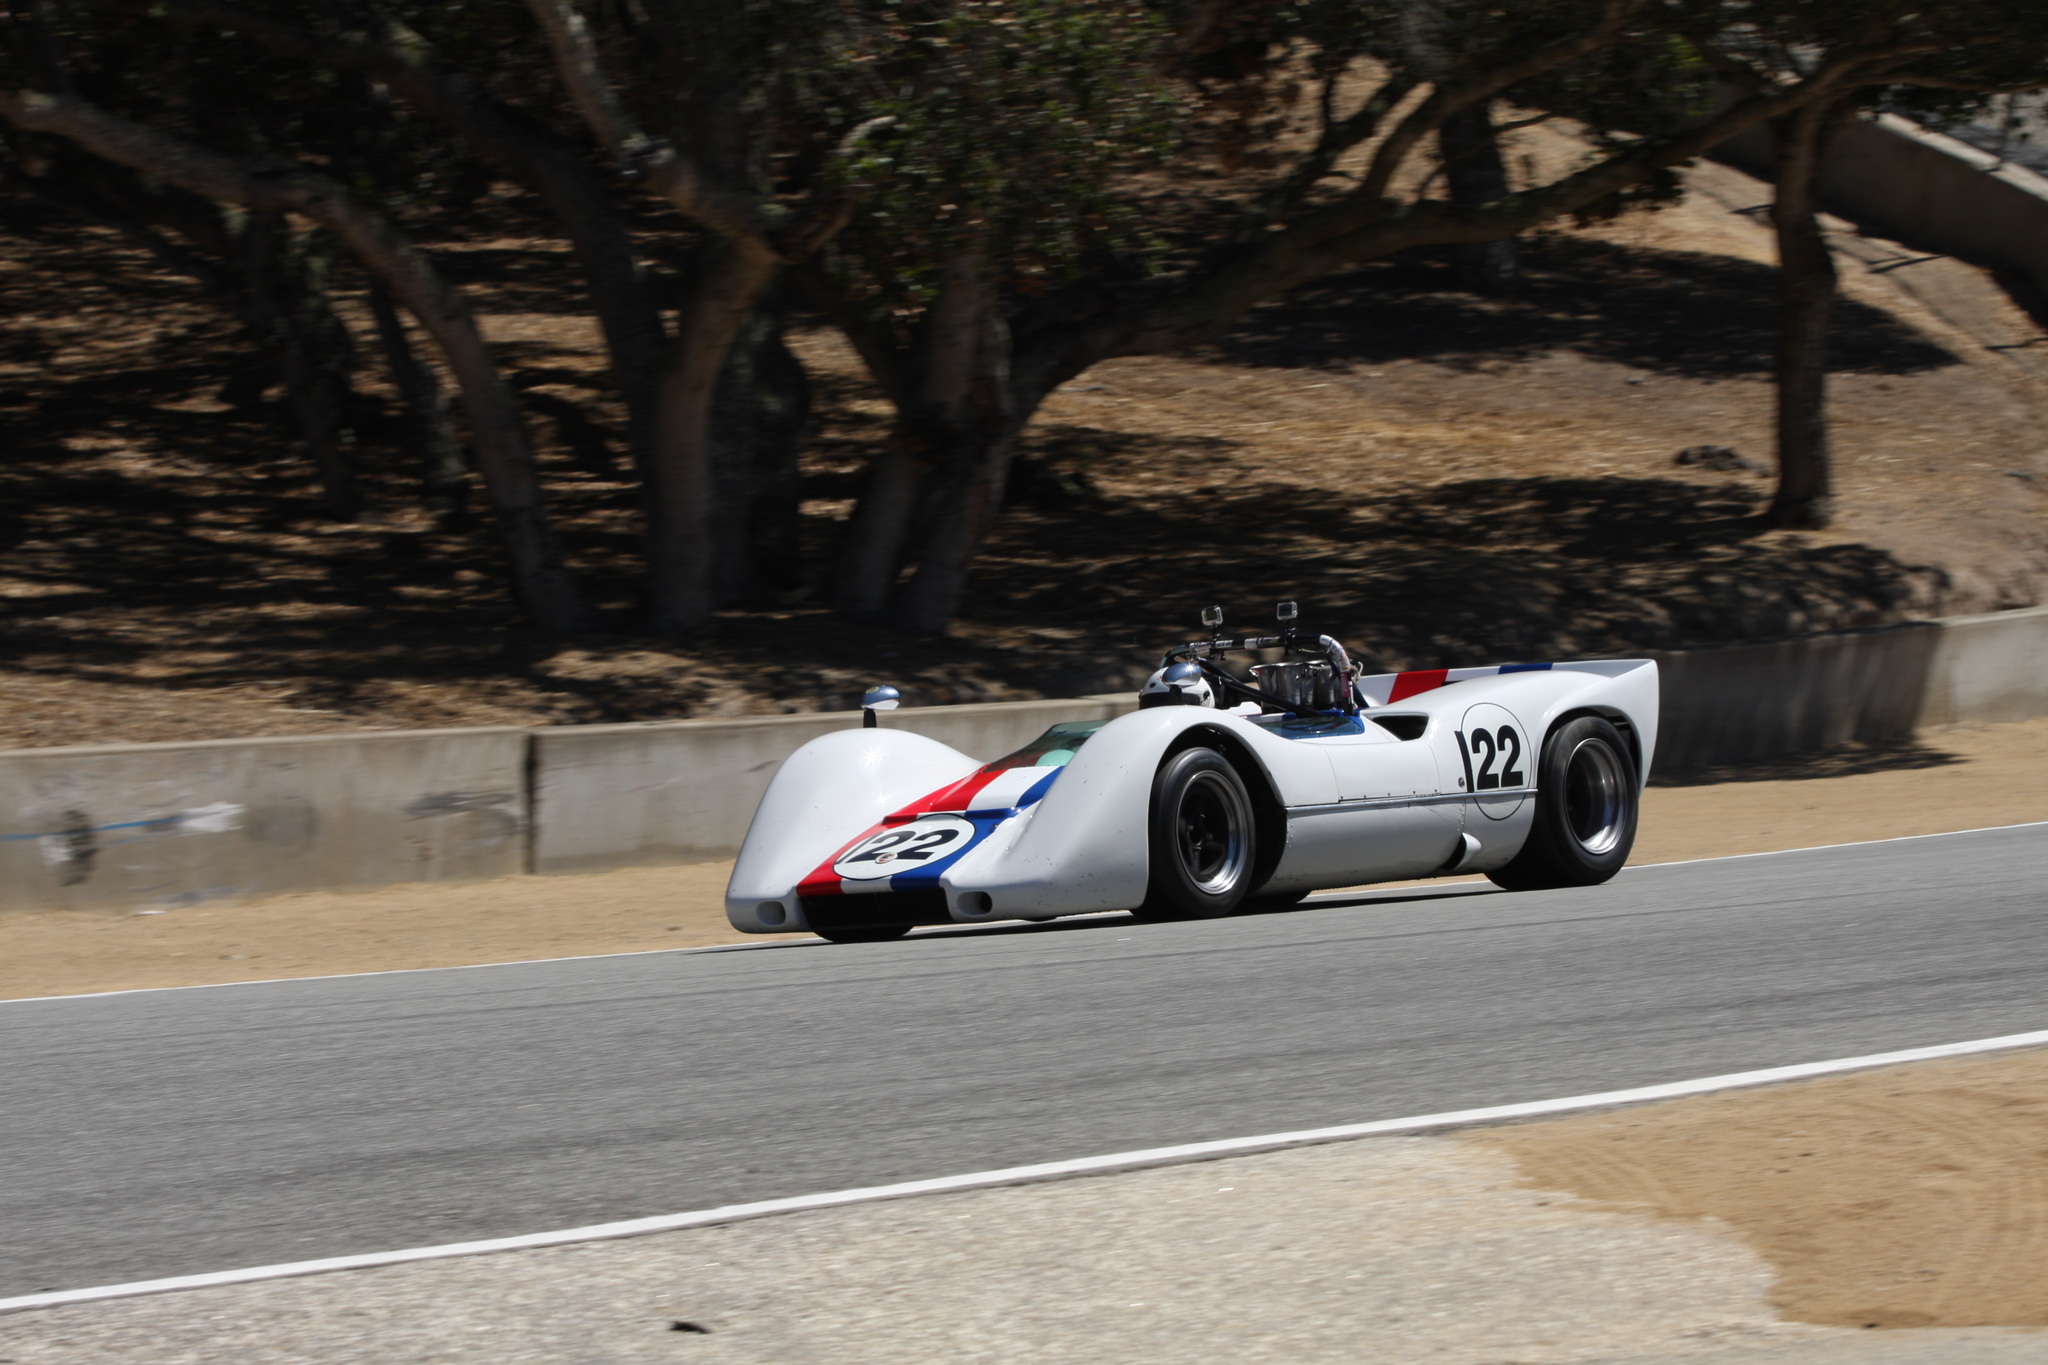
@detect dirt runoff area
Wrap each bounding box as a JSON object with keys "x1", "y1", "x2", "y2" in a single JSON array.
[
  {"x1": 5, "y1": 715, "x2": 2048, "y2": 1002},
  {"x1": 1472, "y1": 1046, "x2": 2048, "y2": 1334}
]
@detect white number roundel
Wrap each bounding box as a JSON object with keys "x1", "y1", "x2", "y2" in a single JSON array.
[
  {"x1": 1459, "y1": 702, "x2": 1530, "y2": 822},
  {"x1": 832, "y1": 815, "x2": 977, "y2": 881}
]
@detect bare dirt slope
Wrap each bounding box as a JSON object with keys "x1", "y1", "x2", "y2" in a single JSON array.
[{"x1": 3, "y1": 150, "x2": 2045, "y2": 748}]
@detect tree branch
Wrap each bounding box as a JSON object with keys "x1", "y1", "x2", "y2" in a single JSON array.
[
  {"x1": 1354, "y1": 0, "x2": 1642, "y2": 206},
  {"x1": 523, "y1": 0, "x2": 779, "y2": 257},
  {"x1": 159, "y1": 0, "x2": 670, "y2": 463},
  {"x1": 1107, "y1": 38, "x2": 1915, "y2": 359},
  {"x1": 0, "y1": 86, "x2": 593, "y2": 628},
  {"x1": 1240, "y1": 71, "x2": 1420, "y2": 233}
]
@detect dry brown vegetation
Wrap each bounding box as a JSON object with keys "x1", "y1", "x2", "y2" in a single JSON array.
[{"x1": 3, "y1": 150, "x2": 2045, "y2": 750}]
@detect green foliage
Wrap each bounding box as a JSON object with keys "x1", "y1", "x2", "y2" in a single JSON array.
[{"x1": 826, "y1": 0, "x2": 1182, "y2": 309}]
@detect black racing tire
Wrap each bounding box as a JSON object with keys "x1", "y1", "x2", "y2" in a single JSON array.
[
  {"x1": 1132, "y1": 747, "x2": 1258, "y2": 921},
  {"x1": 813, "y1": 924, "x2": 915, "y2": 943},
  {"x1": 1487, "y1": 716, "x2": 1638, "y2": 892}
]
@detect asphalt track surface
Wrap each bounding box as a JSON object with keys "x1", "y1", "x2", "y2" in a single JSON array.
[{"x1": 6, "y1": 825, "x2": 2048, "y2": 1299}]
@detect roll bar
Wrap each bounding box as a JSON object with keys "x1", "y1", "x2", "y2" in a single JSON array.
[{"x1": 1161, "y1": 607, "x2": 1359, "y2": 717}]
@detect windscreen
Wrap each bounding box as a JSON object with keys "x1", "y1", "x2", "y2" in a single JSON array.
[{"x1": 980, "y1": 719, "x2": 1108, "y2": 772}]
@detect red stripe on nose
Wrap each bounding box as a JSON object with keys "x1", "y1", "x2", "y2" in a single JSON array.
[
  {"x1": 885, "y1": 767, "x2": 1003, "y2": 822},
  {"x1": 795, "y1": 766, "x2": 1003, "y2": 896}
]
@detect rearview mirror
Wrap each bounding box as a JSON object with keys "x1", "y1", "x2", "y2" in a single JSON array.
[{"x1": 861, "y1": 684, "x2": 901, "y2": 729}]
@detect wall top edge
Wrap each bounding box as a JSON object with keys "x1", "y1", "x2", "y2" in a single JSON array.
[
  {"x1": 1923, "y1": 603, "x2": 2048, "y2": 630},
  {"x1": 0, "y1": 724, "x2": 535, "y2": 763},
  {"x1": 5, "y1": 608, "x2": 2043, "y2": 762},
  {"x1": 1870, "y1": 111, "x2": 2048, "y2": 202},
  {"x1": 1641, "y1": 618, "x2": 1948, "y2": 657},
  {"x1": 531, "y1": 694, "x2": 1132, "y2": 743}
]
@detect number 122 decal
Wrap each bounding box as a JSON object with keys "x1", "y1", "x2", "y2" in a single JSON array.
[
  {"x1": 1457, "y1": 702, "x2": 1530, "y2": 821},
  {"x1": 833, "y1": 815, "x2": 977, "y2": 882}
]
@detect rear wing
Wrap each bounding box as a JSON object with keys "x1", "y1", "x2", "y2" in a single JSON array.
[{"x1": 1355, "y1": 659, "x2": 1654, "y2": 708}]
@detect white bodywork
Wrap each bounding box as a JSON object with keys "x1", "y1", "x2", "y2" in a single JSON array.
[{"x1": 725, "y1": 660, "x2": 1658, "y2": 933}]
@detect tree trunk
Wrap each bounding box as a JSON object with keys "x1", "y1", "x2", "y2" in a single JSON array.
[
  {"x1": 835, "y1": 252, "x2": 1005, "y2": 620},
  {"x1": 886, "y1": 254, "x2": 1023, "y2": 633},
  {"x1": 645, "y1": 239, "x2": 780, "y2": 633},
  {"x1": 710, "y1": 301, "x2": 810, "y2": 605},
  {"x1": 892, "y1": 405, "x2": 1032, "y2": 634},
  {"x1": 1768, "y1": 97, "x2": 1855, "y2": 530},
  {"x1": 1440, "y1": 102, "x2": 1521, "y2": 296},
  {"x1": 242, "y1": 212, "x2": 363, "y2": 521},
  {"x1": 367, "y1": 279, "x2": 468, "y2": 521}
]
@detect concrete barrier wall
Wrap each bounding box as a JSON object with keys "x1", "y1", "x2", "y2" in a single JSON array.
[
  {"x1": 0, "y1": 728, "x2": 529, "y2": 912},
  {"x1": 1649, "y1": 623, "x2": 1943, "y2": 771},
  {"x1": 530, "y1": 695, "x2": 1137, "y2": 873},
  {"x1": 1917, "y1": 605, "x2": 2048, "y2": 727},
  {"x1": 1715, "y1": 112, "x2": 2048, "y2": 297},
  {"x1": 4, "y1": 604, "x2": 2046, "y2": 911}
]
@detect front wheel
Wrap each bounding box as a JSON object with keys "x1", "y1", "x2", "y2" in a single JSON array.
[
  {"x1": 1487, "y1": 716, "x2": 1638, "y2": 892},
  {"x1": 1133, "y1": 747, "x2": 1257, "y2": 921},
  {"x1": 813, "y1": 924, "x2": 914, "y2": 943}
]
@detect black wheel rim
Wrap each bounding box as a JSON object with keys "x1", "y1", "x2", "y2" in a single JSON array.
[
  {"x1": 1175, "y1": 770, "x2": 1250, "y2": 894},
  {"x1": 1562, "y1": 737, "x2": 1627, "y2": 856}
]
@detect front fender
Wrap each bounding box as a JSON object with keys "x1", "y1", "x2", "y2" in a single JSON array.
[
  {"x1": 964, "y1": 706, "x2": 1335, "y2": 917},
  {"x1": 724, "y1": 727, "x2": 980, "y2": 930}
]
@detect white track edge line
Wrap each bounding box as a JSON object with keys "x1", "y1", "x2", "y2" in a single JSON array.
[
  {"x1": 5, "y1": 819, "x2": 2042, "y2": 1006},
  {"x1": 0, "y1": 913, "x2": 1117, "y2": 1006},
  {"x1": 7, "y1": 1025, "x2": 2047, "y2": 1317},
  {"x1": 1629, "y1": 817, "x2": 2048, "y2": 869}
]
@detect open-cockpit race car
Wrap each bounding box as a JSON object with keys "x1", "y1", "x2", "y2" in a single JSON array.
[{"x1": 726, "y1": 603, "x2": 1659, "y2": 942}]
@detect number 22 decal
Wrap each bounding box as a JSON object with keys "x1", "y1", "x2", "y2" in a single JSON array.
[
  {"x1": 1457, "y1": 703, "x2": 1529, "y2": 821},
  {"x1": 833, "y1": 815, "x2": 977, "y2": 882},
  {"x1": 1458, "y1": 725, "x2": 1525, "y2": 790}
]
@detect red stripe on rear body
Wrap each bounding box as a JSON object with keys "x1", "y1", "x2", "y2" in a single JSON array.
[
  {"x1": 1387, "y1": 668, "x2": 1450, "y2": 703},
  {"x1": 794, "y1": 767, "x2": 1004, "y2": 897}
]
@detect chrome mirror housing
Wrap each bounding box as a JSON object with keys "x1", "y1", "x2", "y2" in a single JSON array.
[{"x1": 861, "y1": 684, "x2": 901, "y2": 729}]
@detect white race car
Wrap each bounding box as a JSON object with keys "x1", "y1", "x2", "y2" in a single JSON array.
[{"x1": 726, "y1": 603, "x2": 1659, "y2": 942}]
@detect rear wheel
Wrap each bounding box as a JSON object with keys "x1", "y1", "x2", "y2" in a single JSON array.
[
  {"x1": 1487, "y1": 716, "x2": 1638, "y2": 891},
  {"x1": 1133, "y1": 747, "x2": 1257, "y2": 920},
  {"x1": 813, "y1": 924, "x2": 914, "y2": 943}
]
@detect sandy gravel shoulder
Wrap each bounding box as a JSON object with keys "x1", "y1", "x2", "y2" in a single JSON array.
[
  {"x1": 5, "y1": 717, "x2": 2048, "y2": 1001},
  {"x1": 1470, "y1": 1046, "x2": 2048, "y2": 1334}
]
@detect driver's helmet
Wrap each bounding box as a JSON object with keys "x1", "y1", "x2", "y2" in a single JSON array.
[{"x1": 1139, "y1": 661, "x2": 1215, "y2": 709}]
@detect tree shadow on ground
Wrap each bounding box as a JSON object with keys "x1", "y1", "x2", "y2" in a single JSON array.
[
  {"x1": 1650, "y1": 736, "x2": 1963, "y2": 785},
  {"x1": 1205, "y1": 237, "x2": 1960, "y2": 378},
  {"x1": 973, "y1": 430, "x2": 1949, "y2": 679},
  {"x1": 0, "y1": 184, "x2": 1977, "y2": 745}
]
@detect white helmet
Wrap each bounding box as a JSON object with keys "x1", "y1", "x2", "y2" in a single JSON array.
[{"x1": 1139, "y1": 661, "x2": 1215, "y2": 709}]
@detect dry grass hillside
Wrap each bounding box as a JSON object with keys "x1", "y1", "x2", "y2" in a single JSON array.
[{"x1": 2, "y1": 144, "x2": 2045, "y2": 750}]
